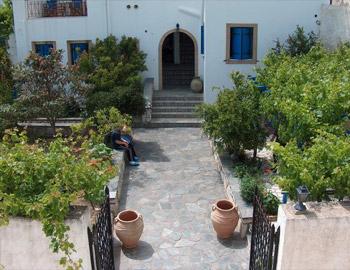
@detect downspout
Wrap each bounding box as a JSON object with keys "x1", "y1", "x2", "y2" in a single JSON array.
[{"x1": 105, "y1": 0, "x2": 110, "y2": 35}]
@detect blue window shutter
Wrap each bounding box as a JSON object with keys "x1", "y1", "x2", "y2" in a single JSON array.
[
  {"x1": 47, "y1": 0, "x2": 57, "y2": 9},
  {"x1": 241, "y1": 27, "x2": 253, "y2": 59},
  {"x1": 230, "y1": 27, "x2": 242, "y2": 60},
  {"x1": 201, "y1": 25, "x2": 204, "y2": 55},
  {"x1": 35, "y1": 43, "x2": 53, "y2": 57},
  {"x1": 73, "y1": 0, "x2": 82, "y2": 9},
  {"x1": 71, "y1": 43, "x2": 89, "y2": 64}
]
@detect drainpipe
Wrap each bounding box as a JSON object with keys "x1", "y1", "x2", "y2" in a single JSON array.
[{"x1": 105, "y1": 0, "x2": 110, "y2": 35}]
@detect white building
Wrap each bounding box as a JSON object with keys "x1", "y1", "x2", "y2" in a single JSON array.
[{"x1": 12, "y1": 0, "x2": 328, "y2": 103}]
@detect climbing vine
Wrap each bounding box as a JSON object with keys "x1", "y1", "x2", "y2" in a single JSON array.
[{"x1": 0, "y1": 129, "x2": 117, "y2": 269}]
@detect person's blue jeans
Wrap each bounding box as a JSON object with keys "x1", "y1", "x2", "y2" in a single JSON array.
[{"x1": 115, "y1": 144, "x2": 137, "y2": 161}]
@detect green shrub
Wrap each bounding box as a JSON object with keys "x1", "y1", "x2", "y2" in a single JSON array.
[
  {"x1": 0, "y1": 48, "x2": 12, "y2": 104},
  {"x1": 273, "y1": 26, "x2": 318, "y2": 56},
  {"x1": 198, "y1": 72, "x2": 266, "y2": 157},
  {"x1": 262, "y1": 191, "x2": 280, "y2": 215},
  {"x1": 258, "y1": 44, "x2": 350, "y2": 146},
  {"x1": 0, "y1": 0, "x2": 13, "y2": 48},
  {"x1": 240, "y1": 176, "x2": 264, "y2": 204},
  {"x1": 79, "y1": 35, "x2": 147, "y2": 116},
  {"x1": 0, "y1": 130, "x2": 116, "y2": 269},
  {"x1": 85, "y1": 86, "x2": 144, "y2": 116},
  {"x1": 72, "y1": 107, "x2": 132, "y2": 145},
  {"x1": 273, "y1": 131, "x2": 350, "y2": 201}
]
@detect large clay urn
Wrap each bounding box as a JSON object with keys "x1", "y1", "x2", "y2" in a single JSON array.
[
  {"x1": 211, "y1": 199, "x2": 239, "y2": 239},
  {"x1": 191, "y1": 76, "x2": 203, "y2": 93},
  {"x1": 114, "y1": 210, "x2": 144, "y2": 248}
]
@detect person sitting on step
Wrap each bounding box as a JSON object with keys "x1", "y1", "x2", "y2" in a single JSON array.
[{"x1": 111, "y1": 126, "x2": 139, "y2": 166}]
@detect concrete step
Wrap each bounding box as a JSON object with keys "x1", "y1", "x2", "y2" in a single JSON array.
[
  {"x1": 152, "y1": 100, "x2": 202, "y2": 107},
  {"x1": 148, "y1": 118, "x2": 202, "y2": 128},
  {"x1": 152, "y1": 112, "x2": 198, "y2": 119},
  {"x1": 152, "y1": 96, "x2": 203, "y2": 101},
  {"x1": 152, "y1": 106, "x2": 196, "y2": 113}
]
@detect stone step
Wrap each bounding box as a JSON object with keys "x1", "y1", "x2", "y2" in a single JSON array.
[
  {"x1": 152, "y1": 96, "x2": 203, "y2": 101},
  {"x1": 152, "y1": 112, "x2": 198, "y2": 119},
  {"x1": 152, "y1": 106, "x2": 196, "y2": 113},
  {"x1": 152, "y1": 100, "x2": 202, "y2": 107},
  {"x1": 148, "y1": 118, "x2": 202, "y2": 128}
]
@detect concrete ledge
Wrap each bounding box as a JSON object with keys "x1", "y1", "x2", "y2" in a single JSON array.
[
  {"x1": 210, "y1": 140, "x2": 253, "y2": 238},
  {"x1": 108, "y1": 150, "x2": 127, "y2": 217}
]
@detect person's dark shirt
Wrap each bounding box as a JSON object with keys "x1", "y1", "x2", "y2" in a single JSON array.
[{"x1": 111, "y1": 130, "x2": 122, "y2": 149}]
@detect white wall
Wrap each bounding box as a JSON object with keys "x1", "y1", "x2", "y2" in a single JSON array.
[
  {"x1": 276, "y1": 202, "x2": 350, "y2": 270},
  {"x1": 12, "y1": 0, "x2": 327, "y2": 101},
  {"x1": 320, "y1": 4, "x2": 350, "y2": 49},
  {"x1": 13, "y1": 0, "x2": 108, "y2": 63},
  {"x1": 203, "y1": 0, "x2": 327, "y2": 103},
  {"x1": 12, "y1": 0, "x2": 204, "y2": 90},
  {"x1": 108, "y1": 0, "x2": 204, "y2": 90},
  {"x1": 0, "y1": 208, "x2": 93, "y2": 270}
]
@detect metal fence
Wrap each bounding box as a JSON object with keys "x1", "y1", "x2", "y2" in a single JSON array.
[
  {"x1": 87, "y1": 187, "x2": 115, "y2": 270},
  {"x1": 249, "y1": 191, "x2": 280, "y2": 270},
  {"x1": 26, "y1": 0, "x2": 88, "y2": 18}
]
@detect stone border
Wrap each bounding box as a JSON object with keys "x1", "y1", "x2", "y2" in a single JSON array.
[
  {"x1": 210, "y1": 140, "x2": 254, "y2": 239},
  {"x1": 108, "y1": 150, "x2": 127, "y2": 217}
]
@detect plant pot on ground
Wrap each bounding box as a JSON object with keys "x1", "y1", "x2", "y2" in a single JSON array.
[{"x1": 114, "y1": 210, "x2": 144, "y2": 248}]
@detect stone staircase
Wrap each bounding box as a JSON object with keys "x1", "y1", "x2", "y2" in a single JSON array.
[{"x1": 149, "y1": 90, "x2": 203, "y2": 127}]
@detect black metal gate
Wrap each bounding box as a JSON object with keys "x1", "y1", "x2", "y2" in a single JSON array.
[
  {"x1": 249, "y1": 192, "x2": 280, "y2": 270},
  {"x1": 87, "y1": 187, "x2": 115, "y2": 270}
]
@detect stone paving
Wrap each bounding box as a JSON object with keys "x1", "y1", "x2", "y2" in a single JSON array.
[{"x1": 114, "y1": 128, "x2": 250, "y2": 270}]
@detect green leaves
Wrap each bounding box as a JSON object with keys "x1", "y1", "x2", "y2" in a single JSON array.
[
  {"x1": 78, "y1": 35, "x2": 146, "y2": 116},
  {"x1": 198, "y1": 71, "x2": 266, "y2": 156},
  {"x1": 273, "y1": 132, "x2": 350, "y2": 201},
  {"x1": 0, "y1": 130, "x2": 117, "y2": 269}
]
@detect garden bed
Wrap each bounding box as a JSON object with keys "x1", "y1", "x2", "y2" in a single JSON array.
[{"x1": 211, "y1": 141, "x2": 281, "y2": 238}]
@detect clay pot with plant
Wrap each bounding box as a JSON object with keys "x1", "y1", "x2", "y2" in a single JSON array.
[
  {"x1": 211, "y1": 199, "x2": 239, "y2": 239},
  {"x1": 114, "y1": 210, "x2": 144, "y2": 248}
]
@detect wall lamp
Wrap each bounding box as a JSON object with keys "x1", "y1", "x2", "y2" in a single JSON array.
[{"x1": 294, "y1": 185, "x2": 310, "y2": 212}]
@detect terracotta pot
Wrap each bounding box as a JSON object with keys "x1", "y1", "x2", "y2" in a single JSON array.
[
  {"x1": 191, "y1": 76, "x2": 203, "y2": 93},
  {"x1": 114, "y1": 210, "x2": 144, "y2": 248},
  {"x1": 211, "y1": 199, "x2": 239, "y2": 239}
]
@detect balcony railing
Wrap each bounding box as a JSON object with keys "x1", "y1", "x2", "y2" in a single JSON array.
[{"x1": 27, "y1": 0, "x2": 88, "y2": 18}]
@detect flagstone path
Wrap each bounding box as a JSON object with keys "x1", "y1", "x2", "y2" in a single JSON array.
[{"x1": 114, "y1": 128, "x2": 250, "y2": 270}]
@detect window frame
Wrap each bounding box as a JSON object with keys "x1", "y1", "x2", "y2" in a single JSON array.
[
  {"x1": 31, "y1": 41, "x2": 57, "y2": 57},
  {"x1": 226, "y1": 23, "x2": 258, "y2": 64},
  {"x1": 67, "y1": 40, "x2": 91, "y2": 65}
]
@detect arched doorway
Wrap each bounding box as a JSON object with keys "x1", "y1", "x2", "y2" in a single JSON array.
[{"x1": 159, "y1": 29, "x2": 198, "y2": 90}]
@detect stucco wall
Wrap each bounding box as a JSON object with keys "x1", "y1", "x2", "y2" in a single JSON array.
[
  {"x1": 12, "y1": 0, "x2": 327, "y2": 101},
  {"x1": 0, "y1": 207, "x2": 93, "y2": 270},
  {"x1": 276, "y1": 202, "x2": 350, "y2": 270},
  {"x1": 203, "y1": 0, "x2": 327, "y2": 103},
  {"x1": 320, "y1": 4, "x2": 350, "y2": 49}
]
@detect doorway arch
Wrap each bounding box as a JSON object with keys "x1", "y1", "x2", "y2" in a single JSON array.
[{"x1": 159, "y1": 28, "x2": 198, "y2": 90}]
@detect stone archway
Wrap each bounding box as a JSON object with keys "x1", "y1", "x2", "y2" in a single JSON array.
[{"x1": 159, "y1": 28, "x2": 198, "y2": 90}]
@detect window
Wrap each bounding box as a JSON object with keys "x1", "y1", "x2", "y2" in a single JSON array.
[
  {"x1": 67, "y1": 41, "x2": 90, "y2": 65},
  {"x1": 226, "y1": 24, "x2": 257, "y2": 64},
  {"x1": 201, "y1": 25, "x2": 204, "y2": 55},
  {"x1": 32, "y1": 41, "x2": 56, "y2": 57}
]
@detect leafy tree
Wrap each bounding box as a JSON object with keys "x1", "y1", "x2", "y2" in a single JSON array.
[
  {"x1": 198, "y1": 72, "x2": 266, "y2": 158},
  {"x1": 273, "y1": 25, "x2": 318, "y2": 56},
  {"x1": 0, "y1": 47, "x2": 12, "y2": 104},
  {"x1": 78, "y1": 35, "x2": 147, "y2": 116},
  {"x1": 13, "y1": 50, "x2": 89, "y2": 134},
  {"x1": 257, "y1": 44, "x2": 350, "y2": 146},
  {"x1": 273, "y1": 132, "x2": 350, "y2": 201},
  {"x1": 0, "y1": 129, "x2": 116, "y2": 269},
  {"x1": 0, "y1": 0, "x2": 13, "y2": 48}
]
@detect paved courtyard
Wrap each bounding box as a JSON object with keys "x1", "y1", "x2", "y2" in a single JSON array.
[{"x1": 114, "y1": 128, "x2": 250, "y2": 270}]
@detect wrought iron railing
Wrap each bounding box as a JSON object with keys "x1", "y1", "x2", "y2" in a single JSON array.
[
  {"x1": 249, "y1": 191, "x2": 280, "y2": 270},
  {"x1": 27, "y1": 0, "x2": 88, "y2": 18},
  {"x1": 87, "y1": 187, "x2": 115, "y2": 270}
]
